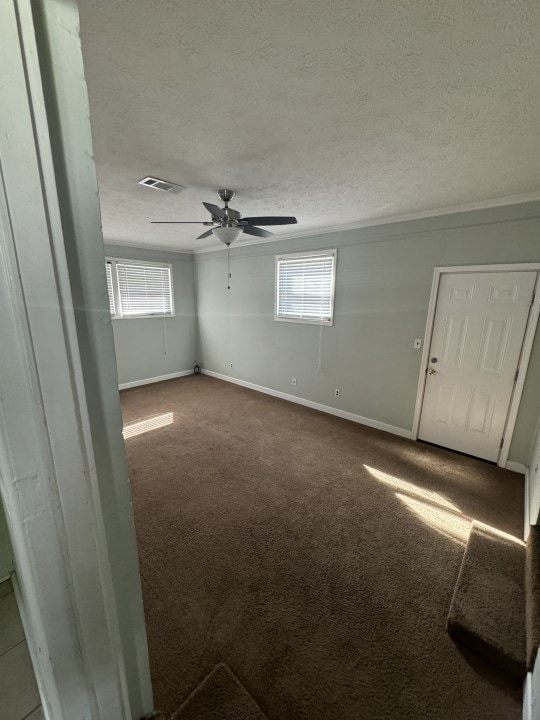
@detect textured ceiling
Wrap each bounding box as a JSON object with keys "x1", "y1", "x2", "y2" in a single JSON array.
[{"x1": 79, "y1": 0, "x2": 540, "y2": 252}]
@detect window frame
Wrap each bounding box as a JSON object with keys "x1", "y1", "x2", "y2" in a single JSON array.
[
  {"x1": 105, "y1": 261, "x2": 116, "y2": 317},
  {"x1": 274, "y1": 249, "x2": 337, "y2": 326},
  {"x1": 105, "y1": 257, "x2": 175, "y2": 319}
]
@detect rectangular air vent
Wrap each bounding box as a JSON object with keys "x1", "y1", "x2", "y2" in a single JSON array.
[{"x1": 138, "y1": 176, "x2": 186, "y2": 193}]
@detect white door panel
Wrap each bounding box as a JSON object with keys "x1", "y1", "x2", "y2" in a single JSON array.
[{"x1": 418, "y1": 271, "x2": 536, "y2": 461}]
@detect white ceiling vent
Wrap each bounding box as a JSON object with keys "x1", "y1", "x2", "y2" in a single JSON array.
[{"x1": 138, "y1": 176, "x2": 186, "y2": 193}]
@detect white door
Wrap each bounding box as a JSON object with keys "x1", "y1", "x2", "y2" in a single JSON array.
[{"x1": 418, "y1": 271, "x2": 536, "y2": 461}]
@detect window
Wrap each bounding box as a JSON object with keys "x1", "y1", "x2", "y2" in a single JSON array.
[
  {"x1": 105, "y1": 259, "x2": 174, "y2": 318},
  {"x1": 105, "y1": 262, "x2": 116, "y2": 316},
  {"x1": 275, "y1": 250, "x2": 336, "y2": 324}
]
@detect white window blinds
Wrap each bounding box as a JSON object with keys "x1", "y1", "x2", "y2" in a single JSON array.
[
  {"x1": 276, "y1": 252, "x2": 336, "y2": 324},
  {"x1": 105, "y1": 259, "x2": 174, "y2": 318},
  {"x1": 116, "y1": 262, "x2": 173, "y2": 316},
  {"x1": 105, "y1": 262, "x2": 116, "y2": 316}
]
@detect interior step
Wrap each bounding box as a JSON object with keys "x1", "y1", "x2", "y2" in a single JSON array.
[{"x1": 447, "y1": 520, "x2": 526, "y2": 678}]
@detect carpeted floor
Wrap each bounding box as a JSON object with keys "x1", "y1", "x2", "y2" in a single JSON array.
[
  {"x1": 121, "y1": 375, "x2": 524, "y2": 720},
  {"x1": 171, "y1": 663, "x2": 267, "y2": 720},
  {"x1": 447, "y1": 521, "x2": 526, "y2": 678}
]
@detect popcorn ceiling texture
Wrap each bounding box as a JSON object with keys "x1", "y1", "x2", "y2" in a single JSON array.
[{"x1": 79, "y1": 0, "x2": 540, "y2": 251}]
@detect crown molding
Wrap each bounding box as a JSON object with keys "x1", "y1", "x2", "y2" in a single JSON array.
[
  {"x1": 103, "y1": 239, "x2": 194, "y2": 256},
  {"x1": 192, "y1": 191, "x2": 540, "y2": 255}
]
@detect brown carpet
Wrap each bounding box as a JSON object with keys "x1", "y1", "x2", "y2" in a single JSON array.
[
  {"x1": 171, "y1": 664, "x2": 267, "y2": 720},
  {"x1": 526, "y1": 525, "x2": 540, "y2": 669},
  {"x1": 447, "y1": 521, "x2": 526, "y2": 678},
  {"x1": 122, "y1": 375, "x2": 524, "y2": 720}
]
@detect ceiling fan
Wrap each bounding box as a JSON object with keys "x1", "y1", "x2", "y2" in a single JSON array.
[{"x1": 151, "y1": 189, "x2": 297, "y2": 246}]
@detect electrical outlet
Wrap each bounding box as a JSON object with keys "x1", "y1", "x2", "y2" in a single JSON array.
[
  {"x1": 335, "y1": 389, "x2": 341, "y2": 398},
  {"x1": 292, "y1": 378, "x2": 297, "y2": 386},
  {"x1": 229, "y1": 362, "x2": 233, "y2": 368},
  {"x1": 413, "y1": 338, "x2": 422, "y2": 349}
]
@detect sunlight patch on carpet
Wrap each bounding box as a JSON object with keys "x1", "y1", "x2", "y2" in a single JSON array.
[
  {"x1": 396, "y1": 493, "x2": 471, "y2": 544},
  {"x1": 364, "y1": 465, "x2": 460, "y2": 511},
  {"x1": 123, "y1": 412, "x2": 174, "y2": 439}
]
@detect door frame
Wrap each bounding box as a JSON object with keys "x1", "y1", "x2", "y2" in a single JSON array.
[
  {"x1": 411, "y1": 263, "x2": 540, "y2": 469},
  {"x1": 0, "y1": 0, "x2": 152, "y2": 717}
]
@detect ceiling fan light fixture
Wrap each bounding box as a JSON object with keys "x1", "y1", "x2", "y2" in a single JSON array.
[{"x1": 212, "y1": 225, "x2": 244, "y2": 246}]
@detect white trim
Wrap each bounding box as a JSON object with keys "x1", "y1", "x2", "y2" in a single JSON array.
[
  {"x1": 411, "y1": 271, "x2": 440, "y2": 440},
  {"x1": 524, "y1": 466, "x2": 531, "y2": 541},
  {"x1": 500, "y1": 274, "x2": 540, "y2": 466},
  {"x1": 0, "y1": 2, "x2": 139, "y2": 717},
  {"x1": 426, "y1": 263, "x2": 540, "y2": 274},
  {"x1": 119, "y1": 369, "x2": 193, "y2": 390},
  {"x1": 193, "y1": 191, "x2": 540, "y2": 254},
  {"x1": 523, "y1": 672, "x2": 532, "y2": 720},
  {"x1": 106, "y1": 239, "x2": 194, "y2": 256},
  {"x1": 506, "y1": 461, "x2": 527, "y2": 475},
  {"x1": 272, "y1": 316, "x2": 335, "y2": 326},
  {"x1": 106, "y1": 255, "x2": 173, "y2": 267},
  {"x1": 112, "y1": 313, "x2": 175, "y2": 320},
  {"x1": 412, "y1": 263, "x2": 540, "y2": 468},
  {"x1": 201, "y1": 369, "x2": 412, "y2": 439}
]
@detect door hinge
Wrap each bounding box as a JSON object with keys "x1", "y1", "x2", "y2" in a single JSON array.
[
  {"x1": 500, "y1": 437, "x2": 504, "y2": 449},
  {"x1": 531, "y1": 291, "x2": 536, "y2": 307},
  {"x1": 514, "y1": 367, "x2": 519, "y2": 383}
]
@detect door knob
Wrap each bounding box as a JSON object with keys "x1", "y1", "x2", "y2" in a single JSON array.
[{"x1": 428, "y1": 368, "x2": 437, "y2": 375}]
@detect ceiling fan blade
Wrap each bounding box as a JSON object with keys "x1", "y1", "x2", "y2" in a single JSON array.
[
  {"x1": 196, "y1": 229, "x2": 215, "y2": 240},
  {"x1": 203, "y1": 202, "x2": 226, "y2": 220},
  {"x1": 242, "y1": 225, "x2": 273, "y2": 238},
  {"x1": 151, "y1": 221, "x2": 208, "y2": 224},
  {"x1": 241, "y1": 216, "x2": 297, "y2": 226}
]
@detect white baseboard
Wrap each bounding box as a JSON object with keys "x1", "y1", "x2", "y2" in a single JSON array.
[
  {"x1": 119, "y1": 369, "x2": 193, "y2": 390},
  {"x1": 506, "y1": 460, "x2": 527, "y2": 475},
  {"x1": 525, "y1": 466, "x2": 531, "y2": 541},
  {"x1": 201, "y1": 369, "x2": 412, "y2": 439},
  {"x1": 523, "y1": 672, "x2": 532, "y2": 720}
]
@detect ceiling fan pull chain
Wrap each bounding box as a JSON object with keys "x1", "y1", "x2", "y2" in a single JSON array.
[{"x1": 227, "y1": 246, "x2": 231, "y2": 290}]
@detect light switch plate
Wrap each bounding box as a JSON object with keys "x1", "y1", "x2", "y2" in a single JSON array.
[{"x1": 414, "y1": 338, "x2": 422, "y2": 349}]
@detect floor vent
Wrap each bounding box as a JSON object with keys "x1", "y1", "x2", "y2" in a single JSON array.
[{"x1": 138, "y1": 176, "x2": 186, "y2": 193}]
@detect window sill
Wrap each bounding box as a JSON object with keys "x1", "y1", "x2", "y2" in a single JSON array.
[
  {"x1": 111, "y1": 314, "x2": 175, "y2": 320},
  {"x1": 274, "y1": 316, "x2": 333, "y2": 326}
]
